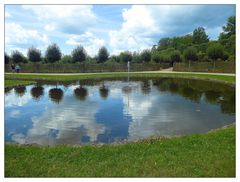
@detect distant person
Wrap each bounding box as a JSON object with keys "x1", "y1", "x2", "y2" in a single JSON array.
[
  {"x1": 15, "y1": 64, "x2": 21, "y2": 73},
  {"x1": 11, "y1": 64, "x2": 15, "y2": 73}
]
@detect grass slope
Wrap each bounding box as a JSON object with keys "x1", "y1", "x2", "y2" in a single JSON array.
[
  {"x1": 5, "y1": 80, "x2": 36, "y2": 87},
  {"x1": 5, "y1": 72, "x2": 235, "y2": 83},
  {"x1": 5, "y1": 125, "x2": 235, "y2": 177}
]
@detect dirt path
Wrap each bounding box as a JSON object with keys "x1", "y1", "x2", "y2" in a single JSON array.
[{"x1": 5, "y1": 70, "x2": 235, "y2": 76}]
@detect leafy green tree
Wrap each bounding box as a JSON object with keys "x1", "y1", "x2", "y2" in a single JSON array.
[
  {"x1": 97, "y1": 46, "x2": 109, "y2": 63},
  {"x1": 158, "y1": 38, "x2": 172, "y2": 50},
  {"x1": 184, "y1": 47, "x2": 198, "y2": 62},
  {"x1": 5, "y1": 53, "x2": 10, "y2": 64},
  {"x1": 45, "y1": 43, "x2": 62, "y2": 63},
  {"x1": 27, "y1": 47, "x2": 41, "y2": 63},
  {"x1": 71, "y1": 46, "x2": 87, "y2": 63},
  {"x1": 192, "y1": 27, "x2": 209, "y2": 44},
  {"x1": 151, "y1": 52, "x2": 161, "y2": 63},
  {"x1": 119, "y1": 51, "x2": 132, "y2": 63},
  {"x1": 207, "y1": 43, "x2": 224, "y2": 61},
  {"x1": 170, "y1": 50, "x2": 181, "y2": 63},
  {"x1": 11, "y1": 50, "x2": 25, "y2": 63},
  {"x1": 219, "y1": 16, "x2": 235, "y2": 40},
  {"x1": 184, "y1": 47, "x2": 198, "y2": 69},
  {"x1": 60, "y1": 55, "x2": 72, "y2": 64},
  {"x1": 140, "y1": 49, "x2": 151, "y2": 62}
]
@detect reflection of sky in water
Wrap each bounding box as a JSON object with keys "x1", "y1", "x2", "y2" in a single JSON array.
[{"x1": 4, "y1": 80, "x2": 235, "y2": 146}]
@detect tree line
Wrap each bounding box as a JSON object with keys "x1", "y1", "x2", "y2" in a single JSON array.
[{"x1": 5, "y1": 16, "x2": 235, "y2": 65}]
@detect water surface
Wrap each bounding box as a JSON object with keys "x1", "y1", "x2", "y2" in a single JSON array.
[{"x1": 5, "y1": 78, "x2": 235, "y2": 146}]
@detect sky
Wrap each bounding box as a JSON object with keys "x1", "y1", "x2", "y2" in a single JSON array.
[{"x1": 5, "y1": 4, "x2": 235, "y2": 57}]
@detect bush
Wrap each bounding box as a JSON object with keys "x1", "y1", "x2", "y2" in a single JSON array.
[
  {"x1": 140, "y1": 49, "x2": 151, "y2": 62},
  {"x1": 11, "y1": 50, "x2": 25, "y2": 63},
  {"x1": 45, "y1": 43, "x2": 62, "y2": 63},
  {"x1": 27, "y1": 47, "x2": 41, "y2": 63},
  {"x1": 72, "y1": 46, "x2": 87, "y2": 63},
  {"x1": 207, "y1": 43, "x2": 224, "y2": 61},
  {"x1": 60, "y1": 55, "x2": 72, "y2": 64},
  {"x1": 5, "y1": 53, "x2": 10, "y2": 64},
  {"x1": 184, "y1": 47, "x2": 198, "y2": 62},
  {"x1": 97, "y1": 47, "x2": 109, "y2": 63},
  {"x1": 170, "y1": 50, "x2": 181, "y2": 63},
  {"x1": 119, "y1": 51, "x2": 132, "y2": 63}
]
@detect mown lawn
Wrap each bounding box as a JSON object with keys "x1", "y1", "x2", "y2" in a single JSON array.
[
  {"x1": 5, "y1": 125, "x2": 235, "y2": 177},
  {"x1": 5, "y1": 79, "x2": 36, "y2": 87},
  {"x1": 5, "y1": 72, "x2": 235, "y2": 83}
]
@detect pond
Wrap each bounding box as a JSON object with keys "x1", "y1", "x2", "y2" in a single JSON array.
[{"x1": 5, "y1": 77, "x2": 235, "y2": 146}]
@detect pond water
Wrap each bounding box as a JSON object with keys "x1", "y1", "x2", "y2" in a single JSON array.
[{"x1": 5, "y1": 77, "x2": 235, "y2": 146}]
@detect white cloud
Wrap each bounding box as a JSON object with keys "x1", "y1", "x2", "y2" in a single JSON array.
[
  {"x1": 44, "y1": 24, "x2": 55, "y2": 32},
  {"x1": 66, "y1": 32, "x2": 105, "y2": 56},
  {"x1": 5, "y1": 12, "x2": 11, "y2": 18},
  {"x1": 22, "y1": 5, "x2": 97, "y2": 35},
  {"x1": 109, "y1": 5, "x2": 230, "y2": 54},
  {"x1": 5, "y1": 22, "x2": 49, "y2": 54}
]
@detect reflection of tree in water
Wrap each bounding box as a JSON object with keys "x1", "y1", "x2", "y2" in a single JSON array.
[
  {"x1": 5, "y1": 87, "x2": 13, "y2": 95},
  {"x1": 31, "y1": 86, "x2": 44, "y2": 100},
  {"x1": 204, "y1": 90, "x2": 221, "y2": 105},
  {"x1": 141, "y1": 80, "x2": 151, "y2": 95},
  {"x1": 49, "y1": 88, "x2": 64, "y2": 104},
  {"x1": 220, "y1": 92, "x2": 235, "y2": 114},
  {"x1": 14, "y1": 86, "x2": 26, "y2": 97},
  {"x1": 74, "y1": 86, "x2": 88, "y2": 101},
  {"x1": 122, "y1": 85, "x2": 132, "y2": 95},
  {"x1": 99, "y1": 84, "x2": 109, "y2": 99},
  {"x1": 181, "y1": 86, "x2": 202, "y2": 103}
]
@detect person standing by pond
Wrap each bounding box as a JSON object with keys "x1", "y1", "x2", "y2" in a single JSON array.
[
  {"x1": 11, "y1": 64, "x2": 15, "y2": 73},
  {"x1": 15, "y1": 64, "x2": 21, "y2": 73}
]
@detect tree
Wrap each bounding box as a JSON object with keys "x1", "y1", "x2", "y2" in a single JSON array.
[
  {"x1": 192, "y1": 27, "x2": 209, "y2": 44},
  {"x1": 184, "y1": 47, "x2": 198, "y2": 69},
  {"x1": 11, "y1": 50, "x2": 25, "y2": 63},
  {"x1": 45, "y1": 43, "x2": 62, "y2": 63},
  {"x1": 27, "y1": 46, "x2": 41, "y2": 63},
  {"x1": 219, "y1": 16, "x2": 235, "y2": 40},
  {"x1": 60, "y1": 55, "x2": 72, "y2": 64},
  {"x1": 170, "y1": 50, "x2": 181, "y2": 64},
  {"x1": 119, "y1": 51, "x2": 132, "y2": 63},
  {"x1": 158, "y1": 38, "x2": 172, "y2": 50},
  {"x1": 207, "y1": 43, "x2": 224, "y2": 70},
  {"x1": 97, "y1": 46, "x2": 109, "y2": 63},
  {"x1": 71, "y1": 46, "x2": 87, "y2": 63},
  {"x1": 5, "y1": 53, "x2": 10, "y2": 64},
  {"x1": 140, "y1": 49, "x2": 151, "y2": 62}
]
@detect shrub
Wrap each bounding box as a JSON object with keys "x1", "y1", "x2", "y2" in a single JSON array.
[{"x1": 45, "y1": 43, "x2": 62, "y2": 63}]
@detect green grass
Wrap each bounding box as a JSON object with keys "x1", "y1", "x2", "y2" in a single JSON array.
[
  {"x1": 5, "y1": 79, "x2": 36, "y2": 87},
  {"x1": 5, "y1": 72, "x2": 235, "y2": 83},
  {"x1": 5, "y1": 125, "x2": 235, "y2": 177}
]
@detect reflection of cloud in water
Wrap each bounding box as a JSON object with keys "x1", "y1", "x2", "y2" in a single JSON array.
[
  {"x1": 5, "y1": 88, "x2": 32, "y2": 107},
  {"x1": 9, "y1": 110, "x2": 21, "y2": 118},
  {"x1": 123, "y1": 87, "x2": 234, "y2": 141},
  {"x1": 11, "y1": 95, "x2": 106, "y2": 145}
]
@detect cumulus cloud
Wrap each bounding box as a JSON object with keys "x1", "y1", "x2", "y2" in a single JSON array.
[
  {"x1": 66, "y1": 32, "x2": 105, "y2": 56},
  {"x1": 109, "y1": 5, "x2": 235, "y2": 54},
  {"x1": 22, "y1": 5, "x2": 97, "y2": 34},
  {"x1": 5, "y1": 22, "x2": 49, "y2": 54},
  {"x1": 5, "y1": 11, "x2": 11, "y2": 18}
]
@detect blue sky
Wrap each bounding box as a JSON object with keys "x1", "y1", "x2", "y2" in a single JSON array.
[{"x1": 5, "y1": 4, "x2": 235, "y2": 56}]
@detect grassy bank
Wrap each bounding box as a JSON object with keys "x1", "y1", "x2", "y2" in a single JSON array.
[
  {"x1": 5, "y1": 80, "x2": 36, "y2": 87},
  {"x1": 5, "y1": 72, "x2": 235, "y2": 83},
  {"x1": 5, "y1": 125, "x2": 235, "y2": 177}
]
